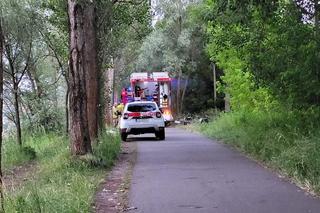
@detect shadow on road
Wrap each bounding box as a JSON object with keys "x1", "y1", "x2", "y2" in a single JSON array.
[{"x1": 126, "y1": 135, "x2": 159, "y2": 142}]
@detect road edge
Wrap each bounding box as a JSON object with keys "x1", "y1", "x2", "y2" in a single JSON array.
[{"x1": 93, "y1": 142, "x2": 138, "y2": 213}]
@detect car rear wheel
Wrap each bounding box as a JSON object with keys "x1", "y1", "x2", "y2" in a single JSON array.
[
  {"x1": 121, "y1": 132, "x2": 127, "y2": 142},
  {"x1": 156, "y1": 128, "x2": 165, "y2": 140}
]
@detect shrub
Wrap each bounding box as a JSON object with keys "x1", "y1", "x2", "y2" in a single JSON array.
[
  {"x1": 21, "y1": 146, "x2": 37, "y2": 160},
  {"x1": 93, "y1": 130, "x2": 121, "y2": 168}
]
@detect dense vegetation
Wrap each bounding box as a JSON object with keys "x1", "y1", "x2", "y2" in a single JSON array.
[{"x1": 182, "y1": 0, "x2": 320, "y2": 194}]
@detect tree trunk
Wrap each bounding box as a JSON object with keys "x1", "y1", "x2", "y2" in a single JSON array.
[
  {"x1": 63, "y1": 68, "x2": 70, "y2": 134},
  {"x1": 4, "y1": 41, "x2": 22, "y2": 146},
  {"x1": 65, "y1": 83, "x2": 69, "y2": 134},
  {"x1": 0, "y1": 17, "x2": 6, "y2": 212},
  {"x1": 96, "y1": 2, "x2": 112, "y2": 131},
  {"x1": 179, "y1": 75, "x2": 189, "y2": 114},
  {"x1": 176, "y1": 67, "x2": 182, "y2": 116},
  {"x1": 174, "y1": 15, "x2": 182, "y2": 116},
  {"x1": 83, "y1": 2, "x2": 99, "y2": 142},
  {"x1": 104, "y1": 68, "x2": 114, "y2": 126},
  {"x1": 225, "y1": 93, "x2": 231, "y2": 112},
  {"x1": 68, "y1": 0, "x2": 95, "y2": 155},
  {"x1": 314, "y1": 0, "x2": 319, "y2": 36},
  {"x1": 13, "y1": 81, "x2": 22, "y2": 146}
]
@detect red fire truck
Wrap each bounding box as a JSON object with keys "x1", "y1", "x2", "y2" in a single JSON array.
[{"x1": 122, "y1": 72, "x2": 174, "y2": 124}]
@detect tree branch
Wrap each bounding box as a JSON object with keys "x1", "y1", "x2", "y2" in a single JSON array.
[{"x1": 17, "y1": 41, "x2": 33, "y2": 84}]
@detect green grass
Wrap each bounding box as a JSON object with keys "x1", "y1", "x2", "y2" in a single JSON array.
[
  {"x1": 3, "y1": 130, "x2": 121, "y2": 212},
  {"x1": 3, "y1": 137, "x2": 36, "y2": 169},
  {"x1": 197, "y1": 109, "x2": 320, "y2": 194}
]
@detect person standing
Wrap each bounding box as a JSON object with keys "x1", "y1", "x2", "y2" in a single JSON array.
[{"x1": 116, "y1": 102, "x2": 125, "y2": 116}]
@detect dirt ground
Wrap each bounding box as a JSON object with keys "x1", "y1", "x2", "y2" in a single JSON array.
[
  {"x1": 93, "y1": 142, "x2": 137, "y2": 213},
  {"x1": 3, "y1": 161, "x2": 38, "y2": 192}
]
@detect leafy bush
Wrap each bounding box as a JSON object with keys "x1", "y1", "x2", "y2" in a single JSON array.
[
  {"x1": 22, "y1": 105, "x2": 65, "y2": 133},
  {"x1": 21, "y1": 146, "x2": 37, "y2": 160}
]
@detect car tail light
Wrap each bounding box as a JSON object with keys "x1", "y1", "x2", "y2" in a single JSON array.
[
  {"x1": 128, "y1": 112, "x2": 141, "y2": 117},
  {"x1": 156, "y1": 111, "x2": 162, "y2": 118},
  {"x1": 123, "y1": 113, "x2": 129, "y2": 119}
]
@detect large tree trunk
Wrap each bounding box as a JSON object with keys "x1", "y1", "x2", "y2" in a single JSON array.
[
  {"x1": 68, "y1": 0, "x2": 95, "y2": 155},
  {"x1": 96, "y1": 2, "x2": 112, "y2": 131},
  {"x1": 0, "y1": 18, "x2": 5, "y2": 212},
  {"x1": 83, "y1": 3, "x2": 99, "y2": 142}
]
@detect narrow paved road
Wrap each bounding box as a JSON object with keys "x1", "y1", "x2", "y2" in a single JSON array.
[{"x1": 128, "y1": 128, "x2": 320, "y2": 213}]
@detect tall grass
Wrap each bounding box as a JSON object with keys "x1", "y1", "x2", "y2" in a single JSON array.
[
  {"x1": 3, "y1": 129, "x2": 121, "y2": 212},
  {"x1": 198, "y1": 108, "x2": 320, "y2": 193},
  {"x1": 3, "y1": 137, "x2": 36, "y2": 169}
]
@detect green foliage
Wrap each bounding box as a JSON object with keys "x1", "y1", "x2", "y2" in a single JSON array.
[
  {"x1": 93, "y1": 130, "x2": 121, "y2": 168},
  {"x1": 4, "y1": 130, "x2": 121, "y2": 212},
  {"x1": 135, "y1": 0, "x2": 215, "y2": 113},
  {"x1": 43, "y1": 0, "x2": 68, "y2": 33},
  {"x1": 202, "y1": 0, "x2": 320, "y2": 109},
  {"x1": 21, "y1": 146, "x2": 37, "y2": 160},
  {"x1": 1, "y1": 0, "x2": 68, "y2": 138},
  {"x1": 97, "y1": 0, "x2": 151, "y2": 71},
  {"x1": 211, "y1": 48, "x2": 278, "y2": 112},
  {"x1": 22, "y1": 102, "x2": 65, "y2": 133},
  {"x1": 3, "y1": 142, "x2": 36, "y2": 169},
  {"x1": 194, "y1": 1, "x2": 320, "y2": 194},
  {"x1": 199, "y1": 108, "x2": 320, "y2": 193}
]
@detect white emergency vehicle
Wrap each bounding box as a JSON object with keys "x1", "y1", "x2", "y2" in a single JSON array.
[{"x1": 119, "y1": 101, "x2": 165, "y2": 141}]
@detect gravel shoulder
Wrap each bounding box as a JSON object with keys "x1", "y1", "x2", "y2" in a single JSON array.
[{"x1": 94, "y1": 142, "x2": 137, "y2": 213}]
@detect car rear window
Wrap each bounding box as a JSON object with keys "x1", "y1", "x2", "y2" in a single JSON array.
[{"x1": 127, "y1": 103, "x2": 157, "y2": 112}]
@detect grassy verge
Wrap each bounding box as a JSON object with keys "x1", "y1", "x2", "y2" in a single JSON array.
[
  {"x1": 196, "y1": 109, "x2": 320, "y2": 194},
  {"x1": 3, "y1": 130, "x2": 121, "y2": 212}
]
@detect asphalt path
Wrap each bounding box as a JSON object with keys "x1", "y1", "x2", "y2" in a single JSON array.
[{"x1": 128, "y1": 128, "x2": 320, "y2": 213}]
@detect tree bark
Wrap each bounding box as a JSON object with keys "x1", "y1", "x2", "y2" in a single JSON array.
[
  {"x1": 68, "y1": 0, "x2": 95, "y2": 155},
  {"x1": 83, "y1": 2, "x2": 99, "y2": 142},
  {"x1": 0, "y1": 17, "x2": 6, "y2": 212},
  {"x1": 65, "y1": 83, "x2": 69, "y2": 134},
  {"x1": 4, "y1": 43, "x2": 23, "y2": 146},
  {"x1": 13, "y1": 81, "x2": 22, "y2": 146},
  {"x1": 179, "y1": 75, "x2": 189, "y2": 114},
  {"x1": 176, "y1": 67, "x2": 182, "y2": 116},
  {"x1": 174, "y1": 15, "x2": 182, "y2": 116},
  {"x1": 104, "y1": 68, "x2": 114, "y2": 126}
]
